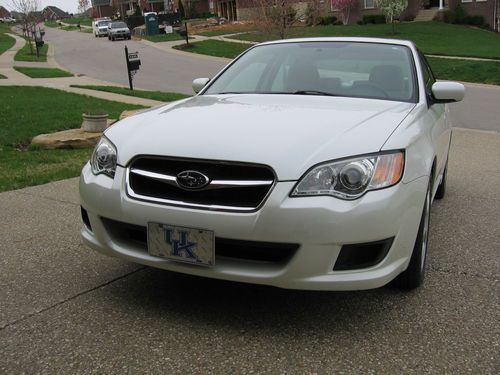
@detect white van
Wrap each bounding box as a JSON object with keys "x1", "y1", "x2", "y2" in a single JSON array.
[{"x1": 92, "y1": 18, "x2": 112, "y2": 37}]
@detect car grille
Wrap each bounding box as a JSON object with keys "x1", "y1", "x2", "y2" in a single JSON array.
[
  {"x1": 101, "y1": 218, "x2": 298, "y2": 264},
  {"x1": 127, "y1": 156, "x2": 276, "y2": 211}
]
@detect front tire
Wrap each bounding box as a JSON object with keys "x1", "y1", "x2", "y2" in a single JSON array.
[{"x1": 396, "y1": 183, "x2": 431, "y2": 290}]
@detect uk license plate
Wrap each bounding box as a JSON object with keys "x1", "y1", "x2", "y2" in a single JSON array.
[{"x1": 147, "y1": 223, "x2": 215, "y2": 266}]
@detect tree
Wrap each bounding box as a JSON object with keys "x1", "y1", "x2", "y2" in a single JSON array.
[
  {"x1": 331, "y1": 0, "x2": 357, "y2": 25},
  {"x1": 11, "y1": 0, "x2": 40, "y2": 55},
  {"x1": 305, "y1": 0, "x2": 323, "y2": 27},
  {"x1": 253, "y1": 0, "x2": 297, "y2": 39},
  {"x1": 375, "y1": 0, "x2": 408, "y2": 34},
  {"x1": 77, "y1": 0, "x2": 89, "y2": 15}
]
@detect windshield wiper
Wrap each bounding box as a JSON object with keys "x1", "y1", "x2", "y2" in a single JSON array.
[{"x1": 292, "y1": 90, "x2": 339, "y2": 97}]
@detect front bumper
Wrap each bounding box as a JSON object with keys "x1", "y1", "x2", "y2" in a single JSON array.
[{"x1": 80, "y1": 164, "x2": 428, "y2": 290}]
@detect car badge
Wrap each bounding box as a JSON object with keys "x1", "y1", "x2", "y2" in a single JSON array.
[{"x1": 176, "y1": 170, "x2": 210, "y2": 190}]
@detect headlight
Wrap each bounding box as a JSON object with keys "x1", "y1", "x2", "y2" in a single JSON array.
[
  {"x1": 90, "y1": 137, "x2": 117, "y2": 178},
  {"x1": 291, "y1": 151, "x2": 404, "y2": 200}
]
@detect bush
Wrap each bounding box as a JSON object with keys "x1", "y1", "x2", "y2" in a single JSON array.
[
  {"x1": 317, "y1": 16, "x2": 337, "y2": 26},
  {"x1": 440, "y1": 9, "x2": 455, "y2": 24},
  {"x1": 463, "y1": 15, "x2": 485, "y2": 26},
  {"x1": 361, "y1": 14, "x2": 386, "y2": 24},
  {"x1": 453, "y1": 4, "x2": 466, "y2": 24}
]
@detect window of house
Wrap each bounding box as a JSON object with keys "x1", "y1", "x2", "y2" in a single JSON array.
[
  {"x1": 365, "y1": 0, "x2": 375, "y2": 8},
  {"x1": 461, "y1": 0, "x2": 472, "y2": 3}
]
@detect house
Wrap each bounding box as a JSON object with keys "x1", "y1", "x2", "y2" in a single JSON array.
[
  {"x1": 213, "y1": 0, "x2": 499, "y2": 31},
  {"x1": 91, "y1": 0, "x2": 114, "y2": 18},
  {"x1": 0, "y1": 6, "x2": 11, "y2": 18},
  {"x1": 41, "y1": 6, "x2": 71, "y2": 20}
]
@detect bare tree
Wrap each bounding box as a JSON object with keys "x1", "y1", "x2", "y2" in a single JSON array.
[
  {"x1": 331, "y1": 0, "x2": 357, "y2": 25},
  {"x1": 253, "y1": 0, "x2": 297, "y2": 39},
  {"x1": 77, "y1": 0, "x2": 90, "y2": 15},
  {"x1": 11, "y1": 0, "x2": 41, "y2": 55},
  {"x1": 305, "y1": 0, "x2": 323, "y2": 27}
]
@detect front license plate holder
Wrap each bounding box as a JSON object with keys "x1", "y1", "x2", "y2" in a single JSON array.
[{"x1": 147, "y1": 223, "x2": 215, "y2": 267}]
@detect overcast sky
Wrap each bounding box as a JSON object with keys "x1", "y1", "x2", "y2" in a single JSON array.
[{"x1": 0, "y1": 0, "x2": 79, "y2": 14}]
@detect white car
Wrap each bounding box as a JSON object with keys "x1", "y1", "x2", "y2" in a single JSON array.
[
  {"x1": 92, "y1": 18, "x2": 111, "y2": 37},
  {"x1": 80, "y1": 37, "x2": 464, "y2": 291}
]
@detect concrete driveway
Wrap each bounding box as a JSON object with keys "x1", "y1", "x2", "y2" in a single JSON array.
[{"x1": 1, "y1": 128, "x2": 499, "y2": 374}]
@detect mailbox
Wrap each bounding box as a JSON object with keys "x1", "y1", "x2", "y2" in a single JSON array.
[
  {"x1": 35, "y1": 40, "x2": 45, "y2": 48},
  {"x1": 129, "y1": 59, "x2": 141, "y2": 71}
]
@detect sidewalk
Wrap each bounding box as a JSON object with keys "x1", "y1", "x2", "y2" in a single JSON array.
[{"x1": 0, "y1": 31, "x2": 163, "y2": 107}]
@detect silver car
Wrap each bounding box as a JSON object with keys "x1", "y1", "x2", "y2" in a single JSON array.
[
  {"x1": 80, "y1": 38, "x2": 464, "y2": 291},
  {"x1": 107, "y1": 21, "x2": 131, "y2": 41}
]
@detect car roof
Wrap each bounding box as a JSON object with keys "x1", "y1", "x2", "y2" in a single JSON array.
[{"x1": 257, "y1": 37, "x2": 416, "y2": 49}]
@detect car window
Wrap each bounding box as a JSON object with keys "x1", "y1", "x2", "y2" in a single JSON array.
[
  {"x1": 205, "y1": 42, "x2": 417, "y2": 103},
  {"x1": 111, "y1": 22, "x2": 127, "y2": 28},
  {"x1": 418, "y1": 51, "x2": 435, "y2": 97}
]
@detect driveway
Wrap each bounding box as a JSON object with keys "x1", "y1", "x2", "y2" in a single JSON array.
[{"x1": 1, "y1": 128, "x2": 499, "y2": 374}]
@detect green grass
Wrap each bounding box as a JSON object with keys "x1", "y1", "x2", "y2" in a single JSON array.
[
  {"x1": 61, "y1": 25, "x2": 80, "y2": 31},
  {"x1": 81, "y1": 28, "x2": 93, "y2": 34},
  {"x1": 233, "y1": 22, "x2": 500, "y2": 60},
  {"x1": 428, "y1": 57, "x2": 500, "y2": 85},
  {"x1": 0, "y1": 33, "x2": 16, "y2": 55},
  {"x1": 142, "y1": 33, "x2": 185, "y2": 42},
  {"x1": 70, "y1": 85, "x2": 191, "y2": 102},
  {"x1": 44, "y1": 20, "x2": 60, "y2": 28},
  {"x1": 14, "y1": 41, "x2": 48, "y2": 62},
  {"x1": 196, "y1": 25, "x2": 257, "y2": 37},
  {"x1": 14, "y1": 66, "x2": 73, "y2": 78},
  {"x1": 0, "y1": 86, "x2": 145, "y2": 192},
  {"x1": 173, "y1": 39, "x2": 249, "y2": 59},
  {"x1": 63, "y1": 17, "x2": 93, "y2": 27},
  {"x1": 0, "y1": 74, "x2": 7, "y2": 79}
]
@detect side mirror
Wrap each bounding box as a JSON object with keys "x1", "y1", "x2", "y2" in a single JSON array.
[
  {"x1": 192, "y1": 78, "x2": 210, "y2": 94},
  {"x1": 431, "y1": 81, "x2": 465, "y2": 103}
]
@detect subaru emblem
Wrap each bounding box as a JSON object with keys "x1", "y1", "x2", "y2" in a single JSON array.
[{"x1": 176, "y1": 170, "x2": 210, "y2": 190}]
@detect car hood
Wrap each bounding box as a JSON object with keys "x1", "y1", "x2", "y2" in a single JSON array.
[{"x1": 106, "y1": 94, "x2": 415, "y2": 180}]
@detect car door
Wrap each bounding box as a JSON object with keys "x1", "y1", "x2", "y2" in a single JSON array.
[{"x1": 418, "y1": 51, "x2": 451, "y2": 192}]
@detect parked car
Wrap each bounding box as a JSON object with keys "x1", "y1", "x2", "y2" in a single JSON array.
[
  {"x1": 107, "y1": 21, "x2": 131, "y2": 41},
  {"x1": 1, "y1": 17, "x2": 16, "y2": 23},
  {"x1": 92, "y1": 18, "x2": 111, "y2": 37},
  {"x1": 80, "y1": 37, "x2": 465, "y2": 291}
]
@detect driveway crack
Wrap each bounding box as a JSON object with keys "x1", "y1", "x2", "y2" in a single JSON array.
[{"x1": 0, "y1": 267, "x2": 146, "y2": 331}]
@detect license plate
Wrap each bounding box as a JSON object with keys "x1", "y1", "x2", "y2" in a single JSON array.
[{"x1": 147, "y1": 223, "x2": 215, "y2": 266}]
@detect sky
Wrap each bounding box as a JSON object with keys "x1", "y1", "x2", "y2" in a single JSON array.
[{"x1": 0, "y1": 0, "x2": 79, "y2": 14}]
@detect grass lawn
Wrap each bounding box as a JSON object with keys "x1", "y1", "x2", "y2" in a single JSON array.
[
  {"x1": 0, "y1": 86, "x2": 145, "y2": 192},
  {"x1": 14, "y1": 41, "x2": 48, "y2": 62},
  {"x1": 142, "y1": 33, "x2": 185, "y2": 42},
  {"x1": 44, "y1": 20, "x2": 60, "y2": 28},
  {"x1": 196, "y1": 25, "x2": 257, "y2": 37},
  {"x1": 62, "y1": 25, "x2": 80, "y2": 31},
  {"x1": 14, "y1": 67, "x2": 73, "y2": 78},
  {"x1": 429, "y1": 57, "x2": 500, "y2": 85},
  {"x1": 64, "y1": 17, "x2": 93, "y2": 27},
  {"x1": 81, "y1": 28, "x2": 93, "y2": 34},
  {"x1": 70, "y1": 85, "x2": 191, "y2": 102},
  {"x1": 0, "y1": 33, "x2": 16, "y2": 55},
  {"x1": 173, "y1": 39, "x2": 249, "y2": 59},
  {"x1": 233, "y1": 22, "x2": 500, "y2": 60},
  {"x1": 0, "y1": 73, "x2": 7, "y2": 79}
]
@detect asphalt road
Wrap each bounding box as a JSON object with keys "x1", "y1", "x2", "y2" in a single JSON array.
[
  {"x1": 1, "y1": 128, "x2": 499, "y2": 374},
  {"x1": 43, "y1": 27, "x2": 227, "y2": 95},
  {"x1": 42, "y1": 27, "x2": 500, "y2": 132}
]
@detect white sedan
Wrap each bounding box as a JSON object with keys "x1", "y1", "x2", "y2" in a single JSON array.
[{"x1": 80, "y1": 37, "x2": 464, "y2": 291}]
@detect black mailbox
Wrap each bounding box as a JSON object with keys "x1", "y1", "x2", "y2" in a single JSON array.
[
  {"x1": 35, "y1": 39, "x2": 44, "y2": 48},
  {"x1": 129, "y1": 59, "x2": 141, "y2": 71}
]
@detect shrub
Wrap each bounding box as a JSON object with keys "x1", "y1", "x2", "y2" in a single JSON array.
[
  {"x1": 318, "y1": 16, "x2": 338, "y2": 25},
  {"x1": 463, "y1": 15, "x2": 485, "y2": 26},
  {"x1": 361, "y1": 14, "x2": 386, "y2": 24},
  {"x1": 453, "y1": 4, "x2": 466, "y2": 24},
  {"x1": 440, "y1": 9, "x2": 455, "y2": 24}
]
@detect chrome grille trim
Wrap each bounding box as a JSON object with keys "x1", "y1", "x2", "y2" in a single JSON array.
[{"x1": 126, "y1": 157, "x2": 277, "y2": 212}]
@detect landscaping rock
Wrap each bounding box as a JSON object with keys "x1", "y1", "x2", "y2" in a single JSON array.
[{"x1": 119, "y1": 109, "x2": 143, "y2": 120}]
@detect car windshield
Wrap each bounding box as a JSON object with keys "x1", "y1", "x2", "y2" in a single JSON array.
[
  {"x1": 204, "y1": 41, "x2": 417, "y2": 102},
  {"x1": 111, "y1": 22, "x2": 127, "y2": 28},
  {"x1": 98, "y1": 20, "x2": 110, "y2": 27}
]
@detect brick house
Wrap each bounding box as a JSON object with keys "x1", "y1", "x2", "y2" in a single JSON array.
[
  {"x1": 41, "y1": 6, "x2": 70, "y2": 20},
  {"x1": 213, "y1": 0, "x2": 498, "y2": 31},
  {"x1": 91, "y1": 0, "x2": 114, "y2": 18},
  {"x1": 0, "y1": 6, "x2": 11, "y2": 18}
]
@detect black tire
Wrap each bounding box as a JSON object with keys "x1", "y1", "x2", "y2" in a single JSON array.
[
  {"x1": 395, "y1": 184, "x2": 431, "y2": 290},
  {"x1": 434, "y1": 160, "x2": 448, "y2": 200}
]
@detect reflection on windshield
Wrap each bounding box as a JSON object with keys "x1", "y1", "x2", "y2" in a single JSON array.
[{"x1": 204, "y1": 42, "x2": 417, "y2": 103}]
